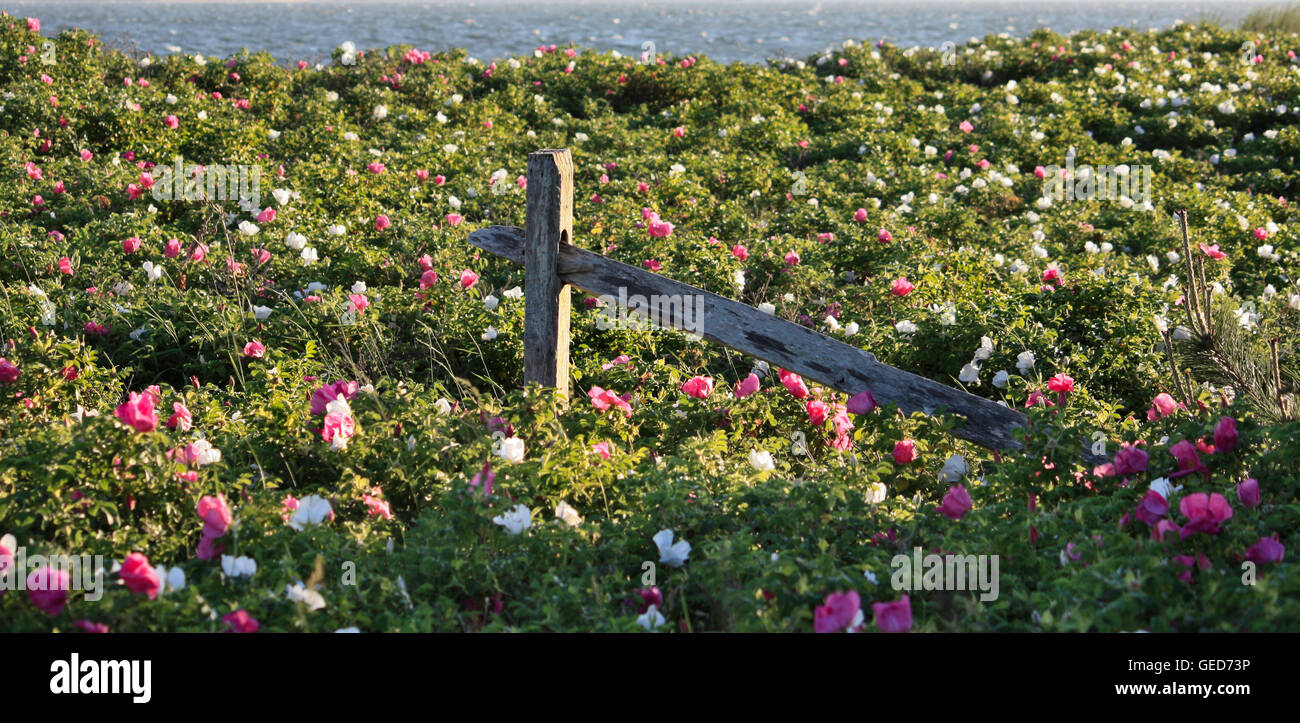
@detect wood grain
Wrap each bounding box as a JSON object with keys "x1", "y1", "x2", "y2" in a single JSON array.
[{"x1": 522, "y1": 149, "x2": 573, "y2": 399}]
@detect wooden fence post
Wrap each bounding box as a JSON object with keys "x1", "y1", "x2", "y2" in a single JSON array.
[{"x1": 523, "y1": 148, "x2": 573, "y2": 399}]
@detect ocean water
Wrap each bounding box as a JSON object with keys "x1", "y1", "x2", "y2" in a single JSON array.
[{"x1": 12, "y1": 0, "x2": 1265, "y2": 65}]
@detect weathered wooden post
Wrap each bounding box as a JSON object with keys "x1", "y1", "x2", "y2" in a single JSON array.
[{"x1": 523, "y1": 149, "x2": 574, "y2": 399}]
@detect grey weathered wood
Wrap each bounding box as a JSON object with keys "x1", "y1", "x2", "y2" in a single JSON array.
[
  {"x1": 523, "y1": 149, "x2": 573, "y2": 398},
  {"x1": 470, "y1": 224, "x2": 1040, "y2": 454}
]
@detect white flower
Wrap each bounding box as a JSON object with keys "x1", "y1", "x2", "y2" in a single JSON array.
[
  {"x1": 187, "y1": 439, "x2": 222, "y2": 466},
  {"x1": 153, "y1": 565, "x2": 185, "y2": 594},
  {"x1": 554, "y1": 501, "x2": 583, "y2": 527},
  {"x1": 481, "y1": 326, "x2": 498, "y2": 341},
  {"x1": 335, "y1": 627, "x2": 361, "y2": 633},
  {"x1": 654, "y1": 529, "x2": 691, "y2": 567},
  {"x1": 844, "y1": 322, "x2": 860, "y2": 336},
  {"x1": 973, "y1": 336, "x2": 994, "y2": 360},
  {"x1": 483, "y1": 295, "x2": 500, "y2": 311},
  {"x1": 1016, "y1": 351, "x2": 1036, "y2": 374},
  {"x1": 252, "y1": 305, "x2": 273, "y2": 320},
  {"x1": 373, "y1": 104, "x2": 388, "y2": 120},
  {"x1": 221, "y1": 555, "x2": 257, "y2": 578},
  {"x1": 142, "y1": 261, "x2": 163, "y2": 282},
  {"x1": 502, "y1": 286, "x2": 523, "y2": 300},
  {"x1": 1149, "y1": 477, "x2": 1180, "y2": 501},
  {"x1": 286, "y1": 582, "x2": 327, "y2": 611},
  {"x1": 285, "y1": 232, "x2": 307, "y2": 250},
  {"x1": 866, "y1": 482, "x2": 887, "y2": 504},
  {"x1": 895, "y1": 320, "x2": 917, "y2": 335},
  {"x1": 328, "y1": 224, "x2": 346, "y2": 236},
  {"x1": 237, "y1": 221, "x2": 259, "y2": 236},
  {"x1": 492, "y1": 503, "x2": 532, "y2": 535},
  {"x1": 758, "y1": 302, "x2": 776, "y2": 315},
  {"x1": 939, "y1": 454, "x2": 969, "y2": 483},
  {"x1": 497, "y1": 436, "x2": 525, "y2": 463},
  {"x1": 959, "y1": 362, "x2": 980, "y2": 385},
  {"x1": 992, "y1": 370, "x2": 1010, "y2": 388},
  {"x1": 272, "y1": 188, "x2": 292, "y2": 206},
  {"x1": 435, "y1": 398, "x2": 453, "y2": 415},
  {"x1": 637, "y1": 604, "x2": 666, "y2": 630},
  {"x1": 300, "y1": 247, "x2": 319, "y2": 265},
  {"x1": 325, "y1": 91, "x2": 339, "y2": 102},
  {"x1": 749, "y1": 449, "x2": 775, "y2": 472},
  {"x1": 288, "y1": 495, "x2": 333, "y2": 530}
]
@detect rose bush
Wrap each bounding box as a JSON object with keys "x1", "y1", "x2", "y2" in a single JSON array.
[{"x1": 0, "y1": 15, "x2": 1298, "y2": 631}]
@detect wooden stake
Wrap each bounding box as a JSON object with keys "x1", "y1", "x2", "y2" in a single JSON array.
[{"x1": 523, "y1": 149, "x2": 573, "y2": 399}]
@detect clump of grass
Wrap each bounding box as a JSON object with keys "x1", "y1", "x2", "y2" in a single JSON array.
[{"x1": 1240, "y1": 4, "x2": 1300, "y2": 34}]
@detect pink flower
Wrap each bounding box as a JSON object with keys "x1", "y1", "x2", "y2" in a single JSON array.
[
  {"x1": 588, "y1": 386, "x2": 633, "y2": 416},
  {"x1": 890, "y1": 277, "x2": 914, "y2": 296},
  {"x1": 222, "y1": 609, "x2": 260, "y2": 633},
  {"x1": 322, "y1": 411, "x2": 357, "y2": 446},
  {"x1": 681, "y1": 375, "x2": 714, "y2": 399},
  {"x1": 164, "y1": 115, "x2": 179, "y2": 129},
  {"x1": 1253, "y1": 227, "x2": 1269, "y2": 240},
  {"x1": 363, "y1": 490, "x2": 394, "y2": 520},
  {"x1": 958, "y1": 120, "x2": 974, "y2": 133},
  {"x1": 1198, "y1": 243, "x2": 1226, "y2": 260},
  {"x1": 592, "y1": 441, "x2": 612, "y2": 459},
  {"x1": 119, "y1": 552, "x2": 162, "y2": 600},
  {"x1": 445, "y1": 213, "x2": 464, "y2": 226},
  {"x1": 58, "y1": 257, "x2": 74, "y2": 275},
  {"x1": 27, "y1": 17, "x2": 40, "y2": 32},
  {"x1": 1213, "y1": 416, "x2": 1238, "y2": 453},
  {"x1": 671, "y1": 125, "x2": 686, "y2": 138},
  {"x1": 1245, "y1": 535, "x2": 1285, "y2": 564},
  {"x1": 853, "y1": 208, "x2": 868, "y2": 222},
  {"x1": 164, "y1": 239, "x2": 181, "y2": 258},
  {"x1": 601, "y1": 354, "x2": 631, "y2": 370},
  {"x1": 872, "y1": 595, "x2": 913, "y2": 633},
  {"x1": 1237, "y1": 478, "x2": 1260, "y2": 508},
  {"x1": 459, "y1": 269, "x2": 479, "y2": 289},
  {"x1": 893, "y1": 439, "x2": 917, "y2": 465},
  {"x1": 877, "y1": 228, "x2": 892, "y2": 243},
  {"x1": 778, "y1": 369, "x2": 809, "y2": 399},
  {"x1": 419, "y1": 269, "x2": 439, "y2": 289},
  {"x1": 257, "y1": 207, "x2": 276, "y2": 223},
  {"x1": 1168, "y1": 439, "x2": 1206, "y2": 479},
  {"x1": 0, "y1": 358, "x2": 19, "y2": 384},
  {"x1": 190, "y1": 243, "x2": 208, "y2": 263},
  {"x1": 647, "y1": 219, "x2": 674, "y2": 238},
  {"x1": 847, "y1": 389, "x2": 878, "y2": 414},
  {"x1": 470, "y1": 462, "x2": 495, "y2": 496},
  {"x1": 197, "y1": 495, "x2": 232, "y2": 539},
  {"x1": 243, "y1": 340, "x2": 265, "y2": 358},
  {"x1": 310, "y1": 380, "x2": 358, "y2": 415},
  {"x1": 167, "y1": 402, "x2": 192, "y2": 431},
  {"x1": 348, "y1": 294, "x2": 369, "y2": 314},
  {"x1": 367, "y1": 162, "x2": 386, "y2": 174},
  {"x1": 80, "y1": 149, "x2": 93, "y2": 162},
  {"x1": 813, "y1": 590, "x2": 861, "y2": 633},
  {"x1": 1178, "y1": 493, "x2": 1233, "y2": 538},
  {"x1": 1146, "y1": 392, "x2": 1181, "y2": 420},
  {"x1": 936, "y1": 484, "x2": 972, "y2": 519},
  {"x1": 27, "y1": 567, "x2": 70, "y2": 616},
  {"x1": 1135, "y1": 490, "x2": 1169, "y2": 525},
  {"x1": 115, "y1": 391, "x2": 158, "y2": 433},
  {"x1": 734, "y1": 373, "x2": 760, "y2": 398},
  {"x1": 731, "y1": 244, "x2": 748, "y2": 260},
  {"x1": 374, "y1": 214, "x2": 391, "y2": 231},
  {"x1": 1112, "y1": 444, "x2": 1148, "y2": 477},
  {"x1": 806, "y1": 399, "x2": 830, "y2": 426},
  {"x1": 74, "y1": 620, "x2": 110, "y2": 634}
]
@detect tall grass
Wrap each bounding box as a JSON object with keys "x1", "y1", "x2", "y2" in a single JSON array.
[{"x1": 1240, "y1": 4, "x2": 1300, "y2": 33}]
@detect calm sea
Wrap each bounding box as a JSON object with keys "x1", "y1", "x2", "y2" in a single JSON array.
[{"x1": 11, "y1": 0, "x2": 1267, "y2": 65}]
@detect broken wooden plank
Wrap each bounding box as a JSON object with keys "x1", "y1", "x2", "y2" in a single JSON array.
[
  {"x1": 522, "y1": 149, "x2": 574, "y2": 399},
  {"x1": 470, "y1": 224, "x2": 1039, "y2": 454}
]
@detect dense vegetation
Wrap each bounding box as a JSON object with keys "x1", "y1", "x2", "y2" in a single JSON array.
[{"x1": 1, "y1": 13, "x2": 1298, "y2": 632}]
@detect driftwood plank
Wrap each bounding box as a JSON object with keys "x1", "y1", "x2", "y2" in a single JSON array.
[
  {"x1": 470, "y1": 224, "x2": 1040, "y2": 454},
  {"x1": 522, "y1": 149, "x2": 574, "y2": 398}
]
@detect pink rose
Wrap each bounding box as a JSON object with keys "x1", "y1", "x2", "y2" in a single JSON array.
[
  {"x1": 681, "y1": 375, "x2": 714, "y2": 399},
  {"x1": 813, "y1": 590, "x2": 861, "y2": 633},
  {"x1": 1112, "y1": 444, "x2": 1148, "y2": 477},
  {"x1": 1213, "y1": 416, "x2": 1238, "y2": 453},
  {"x1": 459, "y1": 270, "x2": 479, "y2": 289},
  {"x1": 806, "y1": 399, "x2": 830, "y2": 426},
  {"x1": 847, "y1": 389, "x2": 878, "y2": 415},
  {"x1": 892, "y1": 439, "x2": 917, "y2": 465},
  {"x1": 936, "y1": 484, "x2": 972, "y2": 520},
  {"x1": 122, "y1": 236, "x2": 141, "y2": 254},
  {"x1": 1134, "y1": 490, "x2": 1168, "y2": 526},
  {"x1": 222, "y1": 609, "x2": 260, "y2": 633},
  {"x1": 1245, "y1": 535, "x2": 1285, "y2": 564},
  {"x1": 872, "y1": 595, "x2": 913, "y2": 633},
  {"x1": 374, "y1": 214, "x2": 391, "y2": 231},
  {"x1": 115, "y1": 391, "x2": 158, "y2": 433},
  {"x1": 0, "y1": 358, "x2": 19, "y2": 384},
  {"x1": 1237, "y1": 478, "x2": 1260, "y2": 508},
  {"x1": 27, "y1": 567, "x2": 70, "y2": 616},
  {"x1": 119, "y1": 552, "x2": 161, "y2": 599},
  {"x1": 1178, "y1": 493, "x2": 1233, "y2": 539},
  {"x1": 890, "y1": 277, "x2": 914, "y2": 296},
  {"x1": 310, "y1": 380, "x2": 358, "y2": 415},
  {"x1": 197, "y1": 495, "x2": 232, "y2": 538},
  {"x1": 733, "y1": 373, "x2": 760, "y2": 399},
  {"x1": 243, "y1": 340, "x2": 265, "y2": 358},
  {"x1": 778, "y1": 369, "x2": 808, "y2": 399}
]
